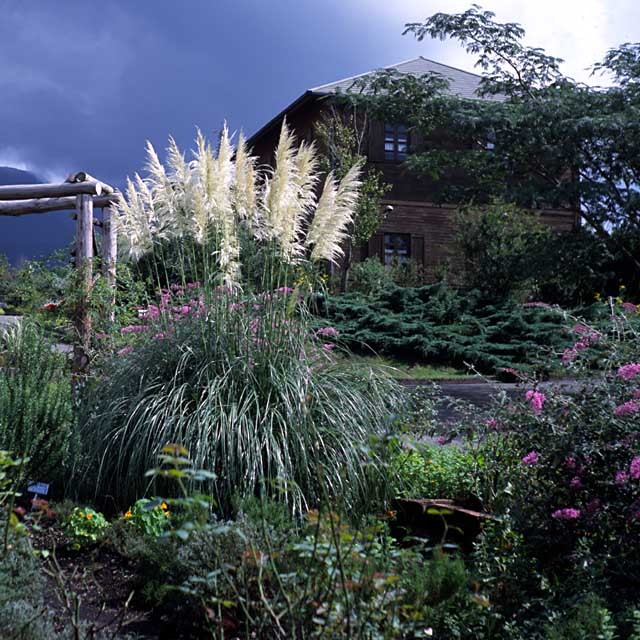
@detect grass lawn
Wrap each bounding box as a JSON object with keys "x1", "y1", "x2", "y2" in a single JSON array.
[{"x1": 340, "y1": 354, "x2": 475, "y2": 380}]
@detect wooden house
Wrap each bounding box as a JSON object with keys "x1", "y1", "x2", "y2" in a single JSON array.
[{"x1": 247, "y1": 57, "x2": 578, "y2": 281}]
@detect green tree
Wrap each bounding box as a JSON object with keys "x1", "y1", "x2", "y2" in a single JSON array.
[
  {"x1": 315, "y1": 105, "x2": 390, "y2": 291},
  {"x1": 340, "y1": 5, "x2": 640, "y2": 287}
]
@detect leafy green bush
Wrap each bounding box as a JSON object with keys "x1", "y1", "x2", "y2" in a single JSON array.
[
  {"x1": 121, "y1": 498, "x2": 172, "y2": 538},
  {"x1": 0, "y1": 537, "x2": 59, "y2": 639},
  {"x1": 468, "y1": 308, "x2": 640, "y2": 634},
  {"x1": 318, "y1": 284, "x2": 572, "y2": 375},
  {"x1": 391, "y1": 442, "x2": 479, "y2": 499},
  {"x1": 0, "y1": 322, "x2": 74, "y2": 490},
  {"x1": 64, "y1": 506, "x2": 109, "y2": 549}
]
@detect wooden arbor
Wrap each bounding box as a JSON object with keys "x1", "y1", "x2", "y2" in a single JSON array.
[{"x1": 0, "y1": 173, "x2": 120, "y2": 368}]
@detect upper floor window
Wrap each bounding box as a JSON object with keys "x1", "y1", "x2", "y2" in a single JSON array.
[
  {"x1": 383, "y1": 232, "x2": 411, "y2": 265},
  {"x1": 384, "y1": 123, "x2": 408, "y2": 161}
]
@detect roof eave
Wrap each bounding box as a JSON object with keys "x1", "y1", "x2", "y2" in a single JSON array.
[{"x1": 246, "y1": 90, "x2": 328, "y2": 149}]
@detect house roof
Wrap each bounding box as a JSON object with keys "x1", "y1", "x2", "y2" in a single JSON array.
[
  {"x1": 310, "y1": 56, "x2": 485, "y2": 100},
  {"x1": 247, "y1": 57, "x2": 491, "y2": 148}
]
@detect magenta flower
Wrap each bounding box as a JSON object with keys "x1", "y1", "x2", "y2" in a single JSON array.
[
  {"x1": 525, "y1": 390, "x2": 546, "y2": 414},
  {"x1": 630, "y1": 457, "x2": 640, "y2": 480},
  {"x1": 564, "y1": 456, "x2": 577, "y2": 470},
  {"x1": 569, "y1": 477, "x2": 582, "y2": 489},
  {"x1": 486, "y1": 418, "x2": 499, "y2": 430},
  {"x1": 152, "y1": 332, "x2": 167, "y2": 340},
  {"x1": 522, "y1": 451, "x2": 539, "y2": 466},
  {"x1": 120, "y1": 325, "x2": 147, "y2": 334},
  {"x1": 117, "y1": 346, "x2": 134, "y2": 356},
  {"x1": 322, "y1": 343, "x2": 335, "y2": 351},
  {"x1": 614, "y1": 400, "x2": 640, "y2": 416},
  {"x1": 621, "y1": 302, "x2": 638, "y2": 314},
  {"x1": 317, "y1": 326, "x2": 340, "y2": 338},
  {"x1": 615, "y1": 470, "x2": 629, "y2": 485},
  {"x1": 551, "y1": 508, "x2": 581, "y2": 520},
  {"x1": 617, "y1": 363, "x2": 640, "y2": 381},
  {"x1": 562, "y1": 348, "x2": 578, "y2": 364}
]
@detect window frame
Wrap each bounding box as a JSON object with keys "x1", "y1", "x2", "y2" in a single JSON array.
[
  {"x1": 383, "y1": 232, "x2": 411, "y2": 265},
  {"x1": 383, "y1": 123, "x2": 409, "y2": 162}
]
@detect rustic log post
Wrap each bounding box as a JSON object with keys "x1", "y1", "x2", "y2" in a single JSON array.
[
  {"x1": 101, "y1": 205, "x2": 118, "y2": 322},
  {"x1": 73, "y1": 194, "x2": 94, "y2": 371}
]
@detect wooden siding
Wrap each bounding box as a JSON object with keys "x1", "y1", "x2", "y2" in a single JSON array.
[
  {"x1": 248, "y1": 95, "x2": 580, "y2": 285},
  {"x1": 363, "y1": 200, "x2": 577, "y2": 284}
]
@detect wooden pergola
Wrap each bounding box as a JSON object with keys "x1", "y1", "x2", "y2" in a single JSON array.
[{"x1": 0, "y1": 173, "x2": 120, "y2": 369}]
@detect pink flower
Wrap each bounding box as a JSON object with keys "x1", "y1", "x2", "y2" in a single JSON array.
[
  {"x1": 523, "y1": 301, "x2": 550, "y2": 308},
  {"x1": 525, "y1": 390, "x2": 546, "y2": 414},
  {"x1": 621, "y1": 302, "x2": 638, "y2": 314},
  {"x1": 317, "y1": 326, "x2": 340, "y2": 338},
  {"x1": 120, "y1": 325, "x2": 147, "y2": 334},
  {"x1": 617, "y1": 363, "x2": 640, "y2": 381},
  {"x1": 615, "y1": 470, "x2": 629, "y2": 485},
  {"x1": 117, "y1": 346, "x2": 134, "y2": 356},
  {"x1": 486, "y1": 418, "x2": 500, "y2": 430},
  {"x1": 276, "y1": 286, "x2": 293, "y2": 295},
  {"x1": 570, "y1": 477, "x2": 582, "y2": 489},
  {"x1": 436, "y1": 436, "x2": 447, "y2": 445},
  {"x1": 614, "y1": 400, "x2": 640, "y2": 416},
  {"x1": 95, "y1": 332, "x2": 108, "y2": 339},
  {"x1": 630, "y1": 457, "x2": 640, "y2": 480},
  {"x1": 551, "y1": 508, "x2": 581, "y2": 520},
  {"x1": 585, "y1": 498, "x2": 601, "y2": 514},
  {"x1": 186, "y1": 281, "x2": 201, "y2": 289},
  {"x1": 564, "y1": 456, "x2": 577, "y2": 470},
  {"x1": 562, "y1": 348, "x2": 578, "y2": 364},
  {"x1": 522, "y1": 451, "x2": 539, "y2": 466},
  {"x1": 322, "y1": 343, "x2": 335, "y2": 351},
  {"x1": 152, "y1": 332, "x2": 167, "y2": 340},
  {"x1": 572, "y1": 323, "x2": 590, "y2": 335}
]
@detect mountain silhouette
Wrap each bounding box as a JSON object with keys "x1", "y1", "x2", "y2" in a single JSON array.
[{"x1": 0, "y1": 166, "x2": 75, "y2": 264}]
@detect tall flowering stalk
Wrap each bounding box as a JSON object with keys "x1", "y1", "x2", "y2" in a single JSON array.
[{"x1": 116, "y1": 120, "x2": 362, "y2": 289}]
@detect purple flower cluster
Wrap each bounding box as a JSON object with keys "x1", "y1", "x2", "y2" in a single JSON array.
[
  {"x1": 617, "y1": 363, "x2": 640, "y2": 381},
  {"x1": 525, "y1": 390, "x2": 546, "y2": 414},
  {"x1": 614, "y1": 400, "x2": 640, "y2": 417},
  {"x1": 551, "y1": 508, "x2": 581, "y2": 520},
  {"x1": 522, "y1": 451, "x2": 539, "y2": 466}
]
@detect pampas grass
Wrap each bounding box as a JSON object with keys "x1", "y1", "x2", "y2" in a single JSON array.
[{"x1": 117, "y1": 119, "x2": 361, "y2": 284}]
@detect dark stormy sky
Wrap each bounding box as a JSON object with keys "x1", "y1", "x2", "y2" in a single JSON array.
[{"x1": 0, "y1": 0, "x2": 635, "y2": 262}]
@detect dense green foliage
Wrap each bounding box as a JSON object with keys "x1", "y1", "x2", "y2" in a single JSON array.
[
  {"x1": 317, "y1": 284, "x2": 573, "y2": 375},
  {"x1": 339, "y1": 5, "x2": 640, "y2": 296},
  {"x1": 0, "y1": 323, "x2": 74, "y2": 490}
]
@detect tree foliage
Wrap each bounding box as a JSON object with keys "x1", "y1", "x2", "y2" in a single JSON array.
[{"x1": 340, "y1": 5, "x2": 640, "y2": 279}]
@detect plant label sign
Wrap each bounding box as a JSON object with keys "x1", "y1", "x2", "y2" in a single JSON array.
[{"x1": 27, "y1": 482, "x2": 49, "y2": 497}]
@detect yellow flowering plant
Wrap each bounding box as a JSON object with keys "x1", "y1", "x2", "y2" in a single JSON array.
[
  {"x1": 122, "y1": 498, "x2": 171, "y2": 538},
  {"x1": 64, "y1": 507, "x2": 109, "y2": 550}
]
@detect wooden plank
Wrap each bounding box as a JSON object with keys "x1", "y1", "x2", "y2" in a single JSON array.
[
  {"x1": 0, "y1": 181, "x2": 106, "y2": 201},
  {"x1": 0, "y1": 194, "x2": 118, "y2": 216}
]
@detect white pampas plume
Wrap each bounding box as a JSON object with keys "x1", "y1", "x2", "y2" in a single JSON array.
[
  {"x1": 262, "y1": 120, "x2": 318, "y2": 261},
  {"x1": 117, "y1": 174, "x2": 154, "y2": 259},
  {"x1": 306, "y1": 162, "x2": 362, "y2": 264},
  {"x1": 234, "y1": 132, "x2": 260, "y2": 235}
]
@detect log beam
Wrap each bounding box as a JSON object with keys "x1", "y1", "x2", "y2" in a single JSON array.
[
  {"x1": 73, "y1": 194, "x2": 94, "y2": 371},
  {"x1": 0, "y1": 181, "x2": 108, "y2": 201},
  {"x1": 66, "y1": 172, "x2": 114, "y2": 194},
  {"x1": 101, "y1": 205, "x2": 118, "y2": 322},
  {"x1": 0, "y1": 194, "x2": 119, "y2": 216}
]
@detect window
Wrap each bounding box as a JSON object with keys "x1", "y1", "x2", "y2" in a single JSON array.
[
  {"x1": 384, "y1": 123, "x2": 408, "y2": 161},
  {"x1": 383, "y1": 233, "x2": 411, "y2": 265}
]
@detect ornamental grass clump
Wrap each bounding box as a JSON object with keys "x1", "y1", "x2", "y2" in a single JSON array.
[{"x1": 80, "y1": 122, "x2": 403, "y2": 515}]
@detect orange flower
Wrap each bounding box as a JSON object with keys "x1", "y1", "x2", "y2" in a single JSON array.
[
  {"x1": 160, "y1": 502, "x2": 168, "y2": 511},
  {"x1": 86, "y1": 513, "x2": 93, "y2": 520},
  {"x1": 123, "y1": 510, "x2": 133, "y2": 519}
]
